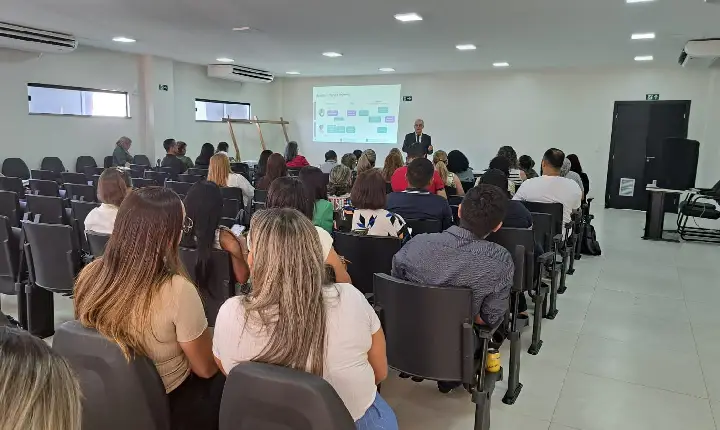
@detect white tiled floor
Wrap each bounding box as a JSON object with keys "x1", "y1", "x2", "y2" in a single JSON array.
[{"x1": 1, "y1": 209, "x2": 720, "y2": 430}]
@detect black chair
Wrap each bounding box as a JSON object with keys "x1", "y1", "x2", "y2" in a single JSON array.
[
  {"x1": 406, "y1": 218, "x2": 443, "y2": 235},
  {"x1": 461, "y1": 180, "x2": 475, "y2": 193},
  {"x1": 25, "y1": 194, "x2": 66, "y2": 225},
  {"x1": 166, "y1": 181, "x2": 193, "y2": 197},
  {"x1": 64, "y1": 183, "x2": 96, "y2": 202},
  {"x1": 127, "y1": 164, "x2": 147, "y2": 179},
  {"x1": 31, "y1": 169, "x2": 59, "y2": 182},
  {"x1": 451, "y1": 205, "x2": 460, "y2": 226},
  {"x1": 220, "y1": 362, "x2": 354, "y2": 430},
  {"x1": 230, "y1": 163, "x2": 250, "y2": 180},
  {"x1": 520, "y1": 202, "x2": 570, "y2": 296},
  {"x1": 677, "y1": 181, "x2": 720, "y2": 243},
  {"x1": 75, "y1": 156, "x2": 97, "y2": 174},
  {"x1": 41, "y1": 156, "x2": 66, "y2": 173},
  {"x1": 103, "y1": 156, "x2": 114, "y2": 169},
  {"x1": 528, "y1": 211, "x2": 562, "y2": 319},
  {"x1": 179, "y1": 248, "x2": 235, "y2": 326},
  {"x1": 160, "y1": 167, "x2": 178, "y2": 182},
  {"x1": 84, "y1": 166, "x2": 105, "y2": 179},
  {"x1": 2, "y1": 158, "x2": 30, "y2": 180},
  {"x1": 91, "y1": 174, "x2": 102, "y2": 188},
  {"x1": 252, "y1": 189, "x2": 267, "y2": 212},
  {"x1": 144, "y1": 171, "x2": 168, "y2": 186},
  {"x1": 53, "y1": 321, "x2": 171, "y2": 430},
  {"x1": 131, "y1": 177, "x2": 154, "y2": 189},
  {"x1": 178, "y1": 174, "x2": 203, "y2": 184},
  {"x1": 187, "y1": 168, "x2": 209, "y2": 177},
  {"x1": 71, "y1": 200, "x2": 100, "y2": 253},
  {"x1": 0, "y1": 215, "x2": 26, "y2": 328},
  {"x1": 29, "y1": 179, "x2": 60, "y2": 197},
  {"x1": 334, "y1": 210, "x2": 352, "y2": 232},
  {"x1": 373, "y1": 273, "x2": 503, "y2": 430},
  {"x1": 288, "y1": 168, "x2": 301, "y2": 177},
  {"x1": 0, "y1": 191, "x2": 21, "y2": 227},
  {"x1": 133, "y1": 154, "x2": 152, "y2": 167},
  {"x1": 222, "y1": 198, "x2": 242, "y2": 220},
  {"x1": 333, "y1": 232, "x2": 402, "y2": 295},
  {"x1": 61, "y1": 172, "x2": 89, "y2": 185},
  {"x1": 87, "y1": 231, "x2": 111, "y2": 257},
  {"x1": 0, "y1": 176, "x2": 26, "y2": 199}
]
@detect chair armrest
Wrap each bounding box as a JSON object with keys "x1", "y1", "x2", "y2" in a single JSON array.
[
  {"x1": 552, "y1": 233, "x2": 563, "y2": 244},
  {"x1": 537, "y1": 251, "x2": 555, "y2": 264},
  {"x1": 474, "y1": 319, "x2": 504, "y2": 340},
  {"x1": 364, "y1": 293, "x2": 374, "y2": 302}
]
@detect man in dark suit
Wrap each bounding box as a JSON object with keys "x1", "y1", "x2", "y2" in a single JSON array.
[{"x1": 402, "y1": 118, "x2": 433, "y2": 157}]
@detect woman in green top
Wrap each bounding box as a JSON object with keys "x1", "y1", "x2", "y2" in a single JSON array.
[
  {"x1": 176, "y1": 141, "x2": 195, "y2": 170},
  {"x1": 112, "y1": 136, "x2": 133, "y2": 166},
  {"x1": 299, "y1": 166, "x2": 333, "y2": 233}
]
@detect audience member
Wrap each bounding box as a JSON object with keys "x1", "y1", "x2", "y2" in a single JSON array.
[
  {"x1": 327, "y1": 164, "x2": 353, "y2": 211},
  {"x1": 356, "y1": 149, "x2": 377, "y2": 175},
  {"x1": 213, "y1": 208, "x2": 396, "y2": 429},
  {"x1": 216, "y1": 142, "x2": 237, "y2": 162},
  {"x1": 513, "y1": 148, "x2": 582, "y2": 224},
  {"x1": 390, "y1": 145, "x2": 447, "y2": 198},
  {"x1": 479, "y1": 169, "x2": 532, "y2": 229},
  {"x1": 387, "y1": 158, "x2": 453, "y2": 231},
  {"x1": 353, "y1": 149, "x2": 363, "y2": 160},
  {"x1": 447, "y1": 150, "x2": 475, "y2": 183},
  {"x1": 182, "y1": 181, "x2": 250, "y2": 284},
  {"x1": 265, "y1": 177, "x2": 351, "y2": 283},
  {"x1": 161, "y1": 138, "x2": 189, "y2": 177},
  {"x1": 207, "y1": 154, "x2": 254, "y2": 207},
  {"x1": 497, "y1": 146, "x2": 526, "y2": 184},
  {"x1": 300, "y1": 166, "x2": 333, "y2": 233},
  {"x1": 382, "y1": 148, "x2": 404, "y2": 184},
  {"x1": 112, "y1": 136, "x2": 133, "y2": 166},
  {"x1": 319, "y1": 150, "x2": 338, "y2": 174},
  {"x1": 285, "y1": 141, "x2": 309, "y2": 168},
  {"x1": 0, "y1": 327, "x2": 82, "y2": 430},
  {"x1": 344, "y1": 170, "x2": 407, "y2": 238},
  {"x1": 195, "y1": 143, "x2": 215, "y2": 170},
  {"x1": 476, "y1": 156, "x2": 516, "y2": 195},
  {"x1": 341, "y1": 153, "x2": 358, "y2": 171},
  {"x1": 256, "y1": 149, "x2": 273, "y2": 180},
  {"x1": 567, "y1": 154, "x2": 590, "y2": 196},
  {"x1": 255, "y1": 153, "x2": 287, "y2": 191},
  {"x1": 176, "y1": 141, "x2": 194, "y2": 170},
  {"x1": 519, "y1": 155, "x2": 539, "y2": 179},
  {"x1": 561, "y1": 158, "x2": 585, "y2": 198},
  {"x1": 74, "y1": 187, "x2": 224, "y2": 430},
  {"x1": 85, "y1": 168, "x2": 130, "y2": 234},
  {"x1": 433, "y1": 150, "x2": 465, "y2": 196}
]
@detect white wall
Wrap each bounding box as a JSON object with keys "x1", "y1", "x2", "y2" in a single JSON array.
[{"x1": 281, "y1": 68, "x2": 720, "y2": 200}]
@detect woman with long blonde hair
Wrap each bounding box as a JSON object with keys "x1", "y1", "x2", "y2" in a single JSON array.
[
  {"x1": 433, "y1": 150, "x2": 465, "y2": 196},
  {"x1": 213, "y1": 208, "x2": 397, "y2": 429},
  {"x1": 381, "y1": 148, "x2": 404, "y2": 183},
  {"x1": 74, "y1": 187, "x2": 224, "y2": 430},
  {"x1": 0, "y1": 327, "x2": 82, "y2": 430},
  {"x1": 207, "y1": 153, "x2": 254, "y2": 207}
]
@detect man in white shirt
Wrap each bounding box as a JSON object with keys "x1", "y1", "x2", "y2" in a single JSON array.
[
  {"x1": 513, "y1": 148, "x2": 582, "y2": 224},
  {"x1": 319, "y1": 150, "x2": 338, "y2": 174}
]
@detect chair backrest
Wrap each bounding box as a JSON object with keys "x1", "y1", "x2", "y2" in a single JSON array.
[
  {"x1": 520, "y1": 201, "x2": 563, "y2": 234},
  {"x1": 405, "y1": 218, "x2": 443, "y2": 235},
  {"x1": 460, "y1": 180, "x2": 475, "y2": 193},
  {"x1": 0, "y1": 191, "x2": 21, "y2": 227},
  {"x1": 84, "y1": 166, "x2": 105, "y2": 179},
  {"x1": 333, "y1": 232, "x2": 402, "y2": 294},
  {"x1": 103, "y1": 156, "x2": 114, "y2": 169},
  {"x1": 29, "y1": 179, "x2": 60, "y2": 197},
  {"x1": 529, "y1": 212, "x2": 554, "y2": 252},
  {"x1": 222, "y1": 198, "x2": 241, "y2": 219},
  {"x1": 187, "y1": 168, "x2": 208, "y2": 177},
  {"x1": 61, "y1": 172, "x2": 89, "y2": 185},
  {"x1": 0, "y1": 176, "x2": 26, "y2": 199},
  {"x1": 487, "y1": 228, "x2": 533, "y2": 291},
  {"x1": 127, "y1": 164, "x2": 146, "y2": 179},
  {"x1": 87, "y1": 231, "x2": 111, "y2": 257},
  {"x1": 177, "y1": 174, "x2": 203, "y2": 184},
  {"x1": 65, "y1": 183, "x2": 96, "y2": 202},
  {"x1": 52, "y1": 321, "x2": 171, "y2": 430},
  {"x1": 91, "y1": 174, "x2": 102, "y2": 188},
  {"x1": 220, "y1": 362, "x2": 355, "y2": 430},
  {"x1": 179, "y1": 247, "x2": 235, "y2": 326},
  {"x1": 71, "y1": 200, "x2": 100, "y2": 253},
  {"x1": 0, "y1": 215, "x2": 19, "y2": 294},
  {"x1": 41, "y1": 157, "x2": 65, "y2": 173},
  {"x1": 133, "y1": 154, "x2": 151, "y2": 167},
  {"x1": 253, "y1": 189, "x2": 267, "y2": 204},
  {"x1": 144, "y1": 171, "x2": 168, "y2": 186},
  {"x1": 230, "y1": 162, "x2": 250, "y2": 179},
  {"x1": 131, "y1": 177, "x2": 154, "y2": 189},
  {"x1": 288, "y1": 168, "x2": 301, "y2": 177},
  {"x1": 450, "y1": 205, "x2": 460, "y2": 226},
  {"x1": 75, "y1": 156, "x2": 97, "y2": 173},
  {"x1": 2, "y1": 158, "x2": 30, "y2": 180},
  {"x1": 31, "y1": 169, "x2": 58, "y2": 181},
  {"x1": 159, "y1": 167, "x2": 177, "y2": 181},
  {"x1": 26, "y1": 194, "x2": 65, "y2": 224},
  {"x1": 220, "y1": 186, "x2": 244, "y2": 204},
  {"x1": 374, "y1": 273, "x2": 476, "y2": 382},
  {"x1": 166, "y1": 181, "x2": 193, "y2": 197},
  {"x1": 23, "y1": 221, "x2": 80, "y2": 292}
]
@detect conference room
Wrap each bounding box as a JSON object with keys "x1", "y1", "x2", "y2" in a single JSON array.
[{"x1": 2, "y1": 0, "x2": 720, "y2": 429}]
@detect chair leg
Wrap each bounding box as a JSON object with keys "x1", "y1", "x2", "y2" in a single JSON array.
[
  {"x1": 558, "y1": 248, "x2": 569, "y2": 294},
  {"x1": 567, "y1": 235, "x2": 577, "y2": 275},
  {"x1": 546, "y1": 256, "x2": 559, "y2": 319},
  {"x1": 503, "y1": 330, "x2": 523, "y2": 404},
  {"x1": 529, "y1": 283, "x2": 546, "y2": 355},
  {"x1": 472, "y1": 339, "x2": 502, "y2": 430}
]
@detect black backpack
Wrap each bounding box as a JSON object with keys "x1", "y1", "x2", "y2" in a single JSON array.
[{"x1": 581, "y1": 223, "x2": 602, "y2": 256}]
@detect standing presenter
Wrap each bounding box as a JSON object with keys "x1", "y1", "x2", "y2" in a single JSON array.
[{"x1": 402, "y1": 118, "x2": 433, "y2": 157}]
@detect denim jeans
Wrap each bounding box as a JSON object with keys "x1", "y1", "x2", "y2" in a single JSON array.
[{"x1": 355, "y1": 393, "x2": 398, "y2": 430}]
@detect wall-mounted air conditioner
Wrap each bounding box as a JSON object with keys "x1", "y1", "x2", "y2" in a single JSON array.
[
  {"x1": 0, "y1": 22, "x2": 77, "y2": 53},
  {"x1": 678, "y1": 39, "x2": 720, "y2": 68},
  {"x1": 207, "y1": 64, "x2": 275, "y2": 83}
]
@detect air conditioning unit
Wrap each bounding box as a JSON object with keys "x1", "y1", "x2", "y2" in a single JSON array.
[
  {"x1": 207, "y1": 64, "x2": 274, "y2": 83},
  {"x1": 0, "y1": 22, "x2": 77, "y2": 54},
  {"x1": 678, "y1": 39, "x2": 720, "y2": 68}
]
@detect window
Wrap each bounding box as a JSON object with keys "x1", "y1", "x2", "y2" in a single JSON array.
[
  {"x1": 195, "y1": 98, "x2": 250, "y2": 122},
  {"x1": 27, "y1": 83, "x2": 129, "y2": 118}
]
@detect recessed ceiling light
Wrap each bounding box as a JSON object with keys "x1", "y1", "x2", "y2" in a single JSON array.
[
  {"x1": 635, "y1": 55, "x2": 654, "y2": 61},
  {"x1": 631, "y1": 32, "x2": 656, "y2": 40},
  {"x1": 216, "y1": 57, "x2": 235, "y2": 63},
  {"x1": 456, "y1": 44, "x2": 477, "y2": 51},
  {"x1": 232, "y1": 27, "x2": 251, "y2": 31},
  {"x1": 322, "y1": 52, "x2": 343, "y2": 57},
  {"x1": 112, "y1": 36, "x2": 136, "y2": 43},
  {"x1": 394, "y1": 13, "x2": 423, "y2": 22},
  {"x1": 286, "y1": 71, "x2": 301, "y2": 75},
  {"x1": 493, "y1": 62, "x2": 510, "y2": 67},
  {"x1": 626, "y1": 0, "x2": 654, "y2": 3},
  {"x1": 379, "y1": 67, "x2": 396, "y2": 72}
]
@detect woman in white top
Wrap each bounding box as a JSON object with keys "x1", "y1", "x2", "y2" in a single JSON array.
[
  {"x1": 343, "y1": 170, "x2": 407, "y2": 238},
  {"x1": 433, "y1": 150, "x2": 465, "y2": 196},
  {"x1": 213, "y1": 208, "x2": 397, "y2": 429},
  {"x1": 207, "y1": 154, "x2": 254, "y2": 208},
  {"x1": 84, "y1": 168, "x2": 130, "y2": 234}
]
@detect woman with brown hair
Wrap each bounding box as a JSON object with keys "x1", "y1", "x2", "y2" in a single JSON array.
[
  {"x1": 381, "y1": 148, "x2": 404, "y2": 183},
  {"x1": 207, "y1": 153, "x2": 254, "y2": 207},
  {"x1": 84, "y1": 168, "x2": 130, "y2": 234},
  {"x1": 255, "y1": 153, "x2": 287, "y2": 190},
  {"x1": 356, "y1": 149, "x2": 377, "y2": 175},
  {"x1": 345, "y1": 170, "x2": 407, "y2": 238},
  {"x1": 74, "y1": 187, "x2": 223, "y2": 430},
  {"x1": 213, "y1": 208, "x2": 397, "y2": 429},
  {"x1": 327, "y1": 164, "x2": 353, "y2": 211}
]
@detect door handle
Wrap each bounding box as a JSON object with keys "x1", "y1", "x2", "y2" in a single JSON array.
[{"x1": 646, "y1": 156, "x2": 656, "y2": 162}]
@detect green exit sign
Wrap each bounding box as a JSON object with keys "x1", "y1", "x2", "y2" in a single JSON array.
[{"x1": 646, "y1": 94, "x2": 660, "y2": 101}]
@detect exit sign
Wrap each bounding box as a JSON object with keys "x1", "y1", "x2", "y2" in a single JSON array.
[
  {"x1": 403, "y1": 95, "x2": 413, "y2": 102},
  {"x1": 646, "y1": 94, "x2": 660, "y2": 101}
]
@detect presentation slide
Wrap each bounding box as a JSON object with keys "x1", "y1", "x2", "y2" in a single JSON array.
[{"x1": 313, "y1": 85, "x2": 401, "y2": 144}]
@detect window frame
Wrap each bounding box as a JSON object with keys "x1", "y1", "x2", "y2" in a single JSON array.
[
  {"x1": 27, "y1": 83, "x2": 131, "y2": 119},
  {"x1": 194, "y1": 98, "x2": 251, "y2": 122}
]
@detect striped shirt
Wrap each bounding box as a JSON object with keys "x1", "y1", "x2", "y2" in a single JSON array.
[{"x1": 391, "y1": 225, "x2": 513, "y2": 325}]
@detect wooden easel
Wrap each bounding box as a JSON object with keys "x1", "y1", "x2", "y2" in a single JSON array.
[{"x1": 225, "y1": 116, "x2": 291, "y2": 159}]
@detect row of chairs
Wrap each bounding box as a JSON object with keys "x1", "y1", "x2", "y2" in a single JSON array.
[{"x1": 1, "y1": 154, "x2": 153, "y2": 180}]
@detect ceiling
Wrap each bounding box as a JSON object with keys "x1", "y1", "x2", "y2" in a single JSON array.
[{"x1": 1, "y1": 0, "x2": 719, "y2": 76}]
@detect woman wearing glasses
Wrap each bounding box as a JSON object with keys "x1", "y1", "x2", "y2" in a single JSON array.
[{"x1": 74, "y1": 187, "x2": 224, "y2": 430}]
